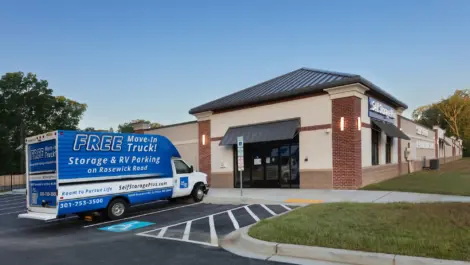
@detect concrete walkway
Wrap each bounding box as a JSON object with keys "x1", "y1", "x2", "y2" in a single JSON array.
[{"x1": 205, "y1": 188, "x2": 470, "y2": 205}]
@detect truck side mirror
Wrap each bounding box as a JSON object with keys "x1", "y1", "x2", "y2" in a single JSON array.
[{"x1": 189, "y1": 165, "x2": 194, "y2": 173}]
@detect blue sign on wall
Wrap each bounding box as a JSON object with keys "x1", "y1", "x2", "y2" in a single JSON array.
[
  {"x1": 29, "y1": 179, "x2": 57, "y2": 206},
  {"x1": 57, "y1": 131, "x2": 181, "y2": 181},
  {"x1": 29, "y1": 139, "x2": 56, "y2": 174},
  {"x1": 368, "y1": 97, "x2": 395, "y2": 123}
]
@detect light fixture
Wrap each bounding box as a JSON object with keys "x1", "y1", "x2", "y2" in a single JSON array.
[
  {"x1": 202, "y1": 134, "x2": 206, "y2": 145},
  {"x1": 357, "y1": 117, "x2": 361, "y2": 131},
  {"x1": 340, "y1": 117, "x2": 344, "y2": 131}
]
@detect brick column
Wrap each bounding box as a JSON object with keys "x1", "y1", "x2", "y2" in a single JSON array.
[
  {"x1": 198, "y1": 120, "x2": 211, "y2": 185},
  {"x1": 332, "y1": 96, "x2": 362, "y2": 189}
]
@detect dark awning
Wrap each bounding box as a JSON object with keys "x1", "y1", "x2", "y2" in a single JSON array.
[
  {"x1": 371, "y1": 119, "x2": 410, "y2": 140},
  {"x1": 220, "y1": 119, "x2": 299, "y2": 145},
  {"x1": 444, "y1": 139, "x2": 451, "y2": 146}
]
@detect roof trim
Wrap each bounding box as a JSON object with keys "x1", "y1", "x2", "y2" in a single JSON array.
[{"x1": 189, "y1": 68, "x2": 408, "y2": 115}]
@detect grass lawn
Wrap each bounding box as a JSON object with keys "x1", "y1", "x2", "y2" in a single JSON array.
[
  {"x1": 361, "y1": 157, "x2": 470, "y2": 196},
  {"x1": 249, "y1": 202, "x2": 470, "y2": 261}
]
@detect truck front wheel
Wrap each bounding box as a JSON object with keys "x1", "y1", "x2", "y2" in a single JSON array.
[
  {"x1": 191, "y1": 184, "x2": 205, "y2": 202},
  {"x1": 107, "y1": 199, "x2": 128, "y2": 220}
]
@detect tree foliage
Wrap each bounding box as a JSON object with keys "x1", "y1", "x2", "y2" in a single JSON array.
[
  {"x1": 413, "y1": 89, "x2": 470, "y2": 156},
  {"x1": 0, "y1": 72, "x2": 87, "y2": 174},
  {"x1": 117, "y1": 120, "x2": 162, "y2": 133}
]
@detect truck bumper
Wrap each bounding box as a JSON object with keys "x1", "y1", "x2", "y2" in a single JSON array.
[{"x1": 18, "y1": 211, "x2": 57, "y2": 221}]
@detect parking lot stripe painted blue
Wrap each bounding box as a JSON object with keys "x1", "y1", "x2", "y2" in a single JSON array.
[
  {"x1": 83, "y1": 202, "x2": 202, "y2": 228},
  {"x1": 99, "y1": 221, "x2": 155, "y2": 232}
]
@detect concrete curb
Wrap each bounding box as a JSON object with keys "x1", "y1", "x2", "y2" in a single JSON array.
[{"x1": 221, "y1": 224, "x2": 470, "y2": 265}]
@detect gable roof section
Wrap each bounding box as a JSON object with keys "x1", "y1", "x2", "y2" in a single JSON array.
[{"x1": 189, "y1": 67, "x2": 407, "y2": 114}]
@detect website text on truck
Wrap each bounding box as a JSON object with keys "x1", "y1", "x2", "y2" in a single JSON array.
[{"x1": 19, "y1": 130, "x2": 209, "y2": 221}]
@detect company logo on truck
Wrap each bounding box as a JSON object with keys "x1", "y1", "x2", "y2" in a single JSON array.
[{"x1": 57, "y1": 132, "x2": 180, "y2": 180}]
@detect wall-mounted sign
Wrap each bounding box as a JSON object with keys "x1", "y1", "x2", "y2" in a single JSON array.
[
  {"x1": 368, "y1": 97, "x2": 395, "y2": 123},
  {"x1": 416, "y1": 126, "x2": 429, "y2": 137},
  {"x1": 416, "y1": 140, "x2": 434, "y2": 149}
]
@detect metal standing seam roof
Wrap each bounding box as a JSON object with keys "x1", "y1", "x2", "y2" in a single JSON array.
[
  {"x1": 189, "y1": 68, "x2": 407, "y2": 114},
  {"x1": 219, "y1": 119, "x2": 300, "y2": 145}
]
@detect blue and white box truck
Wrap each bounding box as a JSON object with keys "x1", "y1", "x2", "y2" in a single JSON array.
[{"x1": 18, "y1": 130, "x2": 209, "y2": 221}]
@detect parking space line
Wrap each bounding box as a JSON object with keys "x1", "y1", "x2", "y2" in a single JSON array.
[
  {"x1": 0, "y1": 198, "x2": 25, "y2": 204},
  {"x1": 137, "y1": 205, "x2": 248, "y2": 235},
  {"x1": 138, "y1": 232, "x2": 216, "y2": 247},
  {"x1": 0, "y1": 205, "x2": 25, "y2": 211},
  {"x1": 182, "y1": 221, "x2": 192, "y2": 241},
  {"x1": 260, "y1": 204, "x2": 276, "y2": 216},
  {"x1": 244, "y1": 205, "x2": 260, "y2": 221},
  {"x1": 227, "y1": 210, "x2": 239, "y2": 229},
  {"x1": 83, "y1": 202, "x2": 202, "y2": 228},
  {"x1": 157, "y1": 227, "x2": 167, "y2": 238},
  {"x1": 208, "y1": 215, "x2": 218, "y2": 245},
  {"x1": 281, "y1": 204, "x2": 292, "y2": 211},
  {"x1": 0, "y1": 210, "x2": 24, "y2": 216}
]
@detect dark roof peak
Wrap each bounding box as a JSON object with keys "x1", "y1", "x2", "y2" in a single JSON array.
[{"x1": 189, "y1": 67, "x2": 407, "y2": 114}]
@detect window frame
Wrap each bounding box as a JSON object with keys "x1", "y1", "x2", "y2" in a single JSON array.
[
  {"x1": 385, "y1": 136, "x2": 392, "y2": 164},
  {"x1": 371, "y1": 124, "x2": 381, "y2": 166},
  {"x1": 173, "y1": 159, "x2": 192, "y2": 174}
]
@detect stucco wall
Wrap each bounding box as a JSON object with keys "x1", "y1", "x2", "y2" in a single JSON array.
[
  {"x1": 399, "y1": 117, "x2": 435, "y2": 167},
  {"x1": 144, "y1": 122, "x2": 199, "y2": 170},
  {"x1": 210, "y1": 94, "x2": 332, "y2": 173}
]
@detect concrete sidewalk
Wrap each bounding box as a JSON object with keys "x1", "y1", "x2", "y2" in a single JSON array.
[{"x1": 205, "y1": 188, "x2": 470, "y2": 204}]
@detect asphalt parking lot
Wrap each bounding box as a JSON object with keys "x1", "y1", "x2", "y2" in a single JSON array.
[{"x1": 0, "y1": 193, "x2": 297, "y2": 265}]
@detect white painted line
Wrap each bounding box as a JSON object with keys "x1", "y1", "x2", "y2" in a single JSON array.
[
  {"x1": 280, "y1": 204, "x2": 292, "y2": 211},
  {"x1": 139, "y1": 232, "x2": 216, "y2": 247},
  {"x1": 129, "y1": 200, "x2": 165, "y2": 208},
  {"x1": 0, "y1": 197, "x2": 25, "y2": 203},
  {"x1": 260, "y1": 204, "x2": 276, "y2": 216},
  {"x1": 0, "y1": 210, "x2": 25, "y2": 216},
  {"x1": 157, "y1": 227, "x2": 167, "y2": 238},
  {"x1": 0, "y1": 205, "x2": 25, "y2": 211},
  {"x1": 83, "y1": 202, "x2": 202, "y2": 228},
  {"x1": 227, "y1": 210, "x2": 239, "y2": 229},
  {"x1": 208, "y1": 215, "x2": 218, "y2": 246},
  {"x1": 137, "y1": 205, "x2": 248, "y2": 235},
  {"x1": 182, "y1": 221, "x2": 192, "y2": 241},
  {"x1": 244, "y1": 205, "x2": 260, "y2": 222}
]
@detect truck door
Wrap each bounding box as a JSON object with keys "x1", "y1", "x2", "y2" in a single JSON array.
[{"x1": 171, "y1": 159, "x2": 194, "y2": 198}]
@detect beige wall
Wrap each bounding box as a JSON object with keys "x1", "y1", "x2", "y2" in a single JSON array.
[
  {"x1": 144, "y1": 122, "x2": 199, "y2": 170},
  {"x1": 399, "y1": 118, "x2": 435, "y2": 166},
  {"x1": 444, "y1": 136, "x2": 453, "y2": 160},
  {"x1": 210, "y1": 94, "x2": 333, "y2": 174}
]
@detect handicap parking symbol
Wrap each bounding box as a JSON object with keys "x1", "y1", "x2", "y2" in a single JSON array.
[{"x1": 99, "y1": 221, "x2": 154, "y2": 232}]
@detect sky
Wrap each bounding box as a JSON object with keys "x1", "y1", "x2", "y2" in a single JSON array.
[{"x1": 1, "y1": 0, "x2": 469, "y2": 130}]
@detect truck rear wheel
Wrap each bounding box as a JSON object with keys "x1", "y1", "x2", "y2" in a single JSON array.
[
  {"x1": 107, "y1": 199, "x2": 128, "y2": 220},
  {"x1": 191, "y1": 184, "x2": 205, "y2": 202}
]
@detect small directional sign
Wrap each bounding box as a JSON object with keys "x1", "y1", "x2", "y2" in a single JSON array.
[{"x1": 237, "y1": 136, "x2": 244, "y2": 171}]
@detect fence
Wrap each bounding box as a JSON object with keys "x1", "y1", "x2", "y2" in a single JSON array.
[{"x1": 0, "y1": 174, "x2": 26, "y2": 192}]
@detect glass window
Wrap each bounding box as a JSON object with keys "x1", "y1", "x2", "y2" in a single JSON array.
[
  {"x1": 173, "y1": 160, "x2": 191, "y2": 174},
  {"x1": 371, "y1": 125, "x2": 380, "y2": 165},
  {"x1": 386, "y1": 136, "x2": 392, "y2": 164}
]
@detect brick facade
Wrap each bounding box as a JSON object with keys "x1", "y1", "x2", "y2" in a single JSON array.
[
  {"x1": 198, "y1": 120, "x2": 211, "y2": 185},
  {"x1": 331, "y1": 96, "x2": 362, "y2": 189}
]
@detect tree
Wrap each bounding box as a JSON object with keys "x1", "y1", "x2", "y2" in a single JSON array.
[
  {"x1": 433, "y1": 90, "x2": 470, "y2": 138},
  {"x1": 0, "y1": 72, "x2": 87, "y2": 174},
  {"x1": 84, "y1": 127, "x2": 96, "y2": 132},
  {"x1": 117, "y1": 120, "x2": 162, "y2": 133},
  {"x1": 413, "y1": 89, "x2": 470, "y2": 157}
]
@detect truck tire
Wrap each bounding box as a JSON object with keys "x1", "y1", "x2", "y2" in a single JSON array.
[
  {"x1": 191, "y1": 184, "x2": 205, "y2": 202},
  {"x1": 107, "y1": 198, "x2": 128, "y2": 220}
]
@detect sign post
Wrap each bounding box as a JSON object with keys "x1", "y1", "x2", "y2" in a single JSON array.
[{"x1": 237, "y1": 136, "x2": 244, "y2": 197}]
